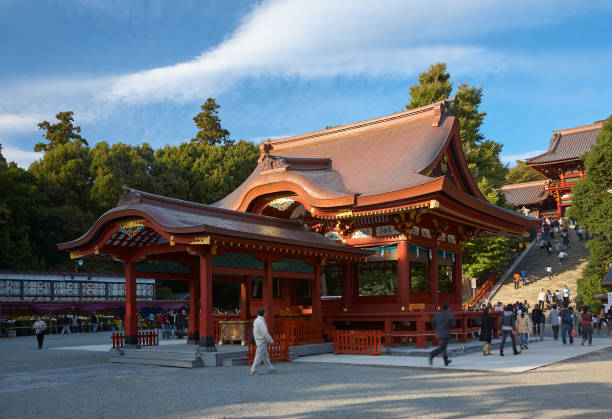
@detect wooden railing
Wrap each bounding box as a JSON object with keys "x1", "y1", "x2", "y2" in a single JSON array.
[
  {"x1": 111, "y1": 330, "x2": 158, "y2": 348},
  {"x1": 247, "y1": 333, "x2": 290, "y2": 365},
  {"x1": 277, "y1": 317, "x2": 315, "y2": 345},
  {"x1": 332, "y1": 330, "x2": 383, "y2": 356}
]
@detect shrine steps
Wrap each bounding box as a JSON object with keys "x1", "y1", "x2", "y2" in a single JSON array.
[{"x1": 109, "y1": 348, "x2": 203, "y2": 368}]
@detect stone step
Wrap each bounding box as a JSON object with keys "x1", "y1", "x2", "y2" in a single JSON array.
[
  {"x1": 221, "y1": 357, "x2": 248, "y2": 366},
  {"x1": 109, "y1": 352, "x2": 202, "y2": 368}
]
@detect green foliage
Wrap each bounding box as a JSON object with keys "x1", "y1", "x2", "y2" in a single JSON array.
[
  {"x1": 191, "y1": 98, "x2": 233, "y2": 146},
  {"x1": 506, "y1": 160, "x2": 547, "y2": 184},
  {"x1": 0, "y1": 101, "x2": 258, "y2": 272},
  {"x1": 155, "y1": 285, "x2": 176, "y2": 301},
  {"x1": 567, "y1": 114, "x2": 612, "y2": 310},
  {"x1": 577, "y1": 238, "x2": 611, "y2": 312},
  {"x1": 34, "y1": 111, "x2": 88, "y2": 152},
  {"x1": 567, "y1": 113, "x2": 612, "y2": 237},
  {"x1": 405, "y1": 63, "x2": 452, "y2": 109}
]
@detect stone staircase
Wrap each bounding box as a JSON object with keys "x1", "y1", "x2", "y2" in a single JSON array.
[{"x1": 489, "y1": 229, "x2": 589, "y2": 306}]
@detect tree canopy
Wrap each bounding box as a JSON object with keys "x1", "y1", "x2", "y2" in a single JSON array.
[
  {"x1": 506, "y1": 160, "x2": 547, "y2": 184},
  {"x1": 567, "y1": 113, "x2": 612, "y2": 311},
  {"x1": 0, "y1": 100, "x2": 258, "y2": 271},
  {"x1": 191, "y1": 98, "x2": 233, "y2": 146}
]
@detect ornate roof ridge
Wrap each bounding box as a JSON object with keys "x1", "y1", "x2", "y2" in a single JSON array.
[
  {"x1": 552, "y1": 122, "x2": 603, "y2": 135},
  {"x1": 499, "y1": 180, "x2": 548, "y2": 189},
  {"x1": 117, "y1": 187, "x2": 308, "y2": 229},
  {"x1": 260, "y1": 99, "x2": 454, "y2": 152}
]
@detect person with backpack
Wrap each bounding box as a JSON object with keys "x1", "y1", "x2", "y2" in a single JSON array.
[
  {"x1": 499, "y1": 304, "x2": 521, "y2": 356},
  {"x1": 561, "y1": 307, "x2": 575, "y2": 345},
  {"x1": 581, "y1": 307, "x2": 593, "y2": 346}
]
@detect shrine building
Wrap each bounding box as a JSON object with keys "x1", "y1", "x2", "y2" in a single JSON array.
[
  {"x1": 58, "y1": 100, "x2": 538, "y2": 350},
  {"x1": 500, "y1": 122, "x2": 602, "y2": 220}
]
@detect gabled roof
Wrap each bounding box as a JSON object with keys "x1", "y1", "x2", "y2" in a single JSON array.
[
  {"x1": 526, "y1": 123, "x2": 602, "y2": 165},
  {"x1": 58, "y1": 188, "x2": 370, "y2": 256},
  {"x1": 602, "y1": 264, "x2": 612, "y2": 290},
  {"x1": 214, "y1": 100, "x2": 483, "y2": 211},
  {"x1": 498, "y1": 180, "x2": 548, "y2": 206}
]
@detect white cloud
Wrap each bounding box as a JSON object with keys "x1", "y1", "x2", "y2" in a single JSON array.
[
  {"x1": 1, "y1": 0, "x2": 611, "y2": 137},
  {"x1": 501, "y1": 150, "x2": 547, "y2": 166},
  {"x1": 0, "y1": 143, "x2": 43, "y2": 168}
]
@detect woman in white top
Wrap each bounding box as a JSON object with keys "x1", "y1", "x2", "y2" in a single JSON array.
[{"x1": 33, "y1": 316, "x2": 47, "y2": 349}]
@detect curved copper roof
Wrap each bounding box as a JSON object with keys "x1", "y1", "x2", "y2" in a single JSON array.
[
  {"x1": 214, "y1": 100, "x2": 479, "y2": 210},
  {"x1": 527, "y1": 123, "x2": 602, "y2": 165}
]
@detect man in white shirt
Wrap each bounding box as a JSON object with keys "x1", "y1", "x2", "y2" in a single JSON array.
[
  {"x1": 558, "y1": 250, "x2": 568, "y2": 265},
  {"x1": 250, "y1": 307, "x2": 277, "y2": 376},
  {"x1": 538, "y1": 289, "x2": 546, "y2": 310}
]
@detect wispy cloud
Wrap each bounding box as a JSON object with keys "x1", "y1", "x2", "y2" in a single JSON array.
[
  {"x1": 1, "y1": 0, "x2": 611, "y2": 137},
  {"x1": 0, "y1": 143, "x2": 43, "y2": 168},
  {"x1": 501, "y1": 150, "x2": 547, "y2": 166}
]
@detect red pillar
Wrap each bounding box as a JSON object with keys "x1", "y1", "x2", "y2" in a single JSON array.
[
  {"x1": 263, "y1": 259, "x2": 275, "y2": 333},
  {"x1": 429, "y1": 248, "x2": 439, "y2": 310},
  {"x1": 124, "y1": 260, "x2": 138, "y2": 346},
  {"x1": 453, "y1": 252, "x2": 463, "y2": 310},
  {"x1": 199, "y1": 250, "x2": 216, "y2": 351},
  {"x1": 398, "y1": 240, "x2": 411, "y2": 310},
  {"x1": 187, "y1": 278, "x2": 200, "y2": 343},
  {"x1": 240, "y1": 277, "x2": 250, "y2": 321},
  {"x1": 341, "y1": 261, "x2": 353, "y2": 309},
  {"x1": 312, "y1": 263, "x2": 323, "y2": 342}
]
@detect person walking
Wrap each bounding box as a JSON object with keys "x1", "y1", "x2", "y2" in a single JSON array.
[
  {"x1": 521, "y1": 269, "x2": 528, "y2": 286},
  {"x1": 531, "y1": 306, "x2": 542, "y2": 336},
  {"x1": 167, "y1": 310, "x2": 175, "y2": 338},
  {"x1": 71, "y1": 315, "x2": 80, "y2": 334},
  {"x1": 513, "y1": 273, "x2": 520, "y2": 290},
  {"x1": 538, "y1": 289, "x2": 546, "y2": 310},
  {"x1": 479, "y1": 308, "x2": 496, "y2": 356},
  {"x1": 561, "y1": 286, "x2": 570, "y2": 306},
  {"x1": 429, "y1": 302, "x2": 456, "y2": 366},
  {"x1": 61, "y1": 315, "x2": 72, "y2": 335},
  {"x1": 546, "y1": 241, "x2": 553, "y2": 257},
  {"x1": 581, "y1": 307, "x2": 593, "y2": 346},
  {"x1": 517, "y1": 310, "x2": 531, "y2": 350},
  {"x1": 499, "y1": 304, "x2": 521, "y2": 356},
  {"x1": 545, "y1": 265, "x2": 553, "y2": 280},
  {"x1": 561, "y1": 306, "x2": 574, "y2": 344},
  {"x1": 250, "y1": 307, "x2": 276, "y2": 375},
  {"x1": 549, "y1": 305, "x2": 560, "y2": 340},
  {"x1": 175, "y1": 310, "x2": 185, "y2": 339},
  {"x1": 90, "y1": 312, "x2": 98, "y2": 332},
  {"x1": 33, "y1": 316, "x2": 47, "y2": 349},
  {"x1": 597, "y1": 307, "x2": 606, "y2": 334},
  {"x1": 558, "y1": 250, "x2": 568, "y2": 265}
]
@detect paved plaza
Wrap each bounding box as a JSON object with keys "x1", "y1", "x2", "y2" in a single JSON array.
[{"x1": 1, "y1": 332, "x2": 611, "y2": 418}]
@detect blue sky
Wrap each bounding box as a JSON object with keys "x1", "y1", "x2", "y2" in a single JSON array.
[{"x1": 1, "y1": 0, "x2": 611, "y2": 168}]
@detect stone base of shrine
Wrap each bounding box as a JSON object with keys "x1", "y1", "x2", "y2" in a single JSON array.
[{"x1": 108, "y1": 342, "x2": 334, "y2": 368}]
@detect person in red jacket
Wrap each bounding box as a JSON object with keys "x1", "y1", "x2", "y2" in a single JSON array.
[{"x1": 581, "y1": 307, "x2": 593, "y2": 346}]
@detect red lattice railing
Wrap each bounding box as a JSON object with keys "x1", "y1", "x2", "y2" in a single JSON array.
[{"x1": 332, "y1": 329, "x2": 383, "y2": 356}]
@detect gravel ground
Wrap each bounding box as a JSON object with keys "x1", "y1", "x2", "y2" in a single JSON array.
[{"x1": 1, "y1": 332, "x2": 611, "y2": 418}]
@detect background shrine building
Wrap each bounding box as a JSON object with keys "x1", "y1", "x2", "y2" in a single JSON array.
[
  {"x1": 500, "y1": 122, "x2": 602, "y2": 220},
  {"x1": 59, "y1": 100, "x2": 537, "y2": 349}
]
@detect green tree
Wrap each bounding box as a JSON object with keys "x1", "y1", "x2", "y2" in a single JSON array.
[
  {"x1": 191, "y1": 98, "x2": 233, "y2": 146},
  {"x1": 567, "y1": 113, "x2": 612, "y2": 311},
  {"x1": 90, "y1": 142, "x2": 155, "y2": 211},
  {"x1": 506, "y1": 160, "x2": 547, "y2": 184},
  {"x1": 405, "y1": 63, "x2": 452, "y2": 110},
  {"x1": 567, "y1": 114, "x2": 612, "y2": 236},
  {"x1": 34, "y1": 111, "x2": 88, "y2": 152},
  {"x1": 0, "y1": 145, "x2": 41, "y2": 269}
]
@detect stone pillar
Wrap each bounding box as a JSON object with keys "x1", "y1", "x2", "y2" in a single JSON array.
[
  {"x1": 187, "y1": 278, "x2": 200, "y2": 343},
  {"x1": 341, "y1": 261, "x2": 353, "y2": 309},
  {"x1": 453, "y1": 252, "x2": 463, "y2": 310},
  {"x1": 240, "y1": 277, "x2": 250, "y2": 321},
  {"x1": 397, "y1": 240, "x2": 411, "y2": 310},
  {"x1": 312, "y1": 263, "x2": 323, "y2": 341},
  {"x1": 124, "y1": 260, "x2": 138, "y2": 346},
  {"x1": 263, "y1": 259, "x2": 275, "y2": 333},
  {"x1": 429, "y1": 248, "x2": 439, "y2": 310},
  {"x1": 199, "y1": 250, "x2": 216, "y2": 351}
]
